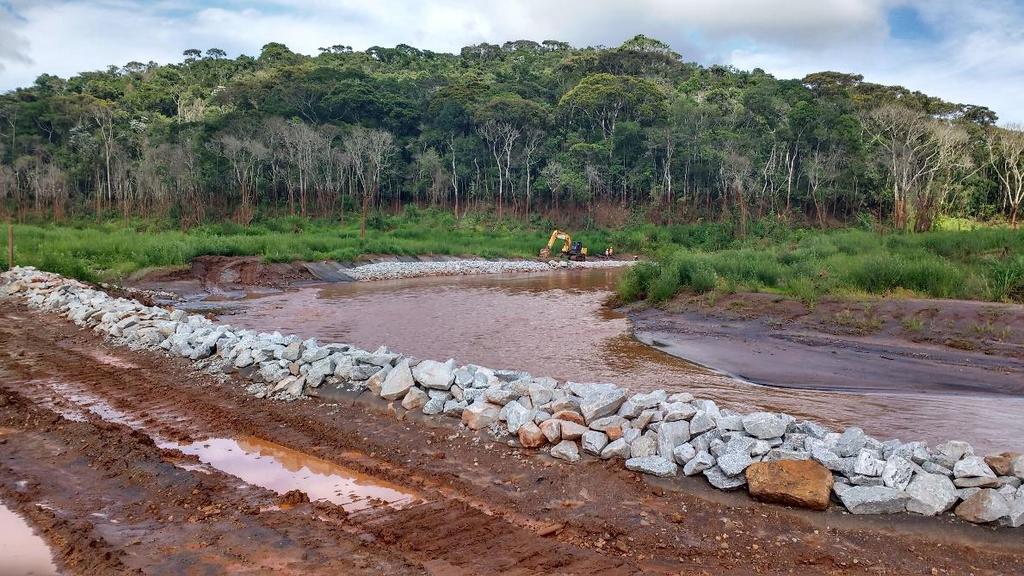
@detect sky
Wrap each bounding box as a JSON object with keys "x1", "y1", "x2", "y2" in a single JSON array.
[{"x1": 0, "y1": 0, "x2": 1022, "y2": 123}]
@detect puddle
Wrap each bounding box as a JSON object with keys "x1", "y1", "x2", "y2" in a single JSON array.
[
  {"x1": 167, "y1": 436, "x2": 418, "y2": 511},
  {"x1": 0, "y1": 502, "x2": 59, "y2": 575},
  {"x1": 39, "y1": 381, "x2": 419, "y2": 513}
]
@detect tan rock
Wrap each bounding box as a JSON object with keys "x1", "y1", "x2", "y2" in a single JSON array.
[
  {"x1": 985, "y1": 452, "x2": 1022, "y2": 477},
  {"x1": 551, "y1": 410, "x2": 585, "y2": 425},
  {"x1": 745, "y1": 460, "x2": 834, "y2": 511},
  {"x1": 559, "y1": 420, "x2": 589, "y2": 441},
  {"x1": 605, "y1": 425, "x2": 624, "y2": 441},
  {"x1": 539, "y1": 419, "x2": 561, "y2": 443},
  {"x1": 461, "y1": 402, "x2": 500, "y2": 430},
  {"x1": 401, "y1": 387, "x2": 428, "y2": 411},
  {"x1": 518, "y1": 422, "x2": 547, "y2": 448}
]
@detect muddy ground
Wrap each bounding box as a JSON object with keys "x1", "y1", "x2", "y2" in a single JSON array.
[
  {"x1": 630, "y1": 292, "x2": 1024, "y2": 395},
  {"x1": 1, "y1": 302, "x2": 1022, "y2": 575}
]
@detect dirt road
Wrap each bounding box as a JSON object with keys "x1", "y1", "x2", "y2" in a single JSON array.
[{"x1": 1, "y1": 301, "x2": 1022, "y2": 575}]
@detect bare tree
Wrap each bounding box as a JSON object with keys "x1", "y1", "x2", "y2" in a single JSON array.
[
  {"x1": 805, "y1": 145, "x2": 841, "y2": 228},
  {"x1": 987, "y1": 124, "x2": 1024, "y2": 227},
  {"x1": 345, "y1": 127, "x2": 395, "y2": 239},
  {"x1": 210, "y1": 132, "x2": 268, "y2": 225},
  {"x1": 862, "y1": 104, "x2": 969, "y2": 231},
  {"x1": 521, "y1": 130, "x2": 543, "y2": 220},
  {"x1": 478, "y1": 119, "x2": 520, "y2": 220}
]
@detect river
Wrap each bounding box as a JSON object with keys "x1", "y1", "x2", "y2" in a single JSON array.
[{"x1": 202, "y1": 268, "x2": 1024, "y2": 454}]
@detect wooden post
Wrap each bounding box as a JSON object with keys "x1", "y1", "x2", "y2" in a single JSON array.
[{"x1": 6, "y1": 220, "x2": 12, "y2": 271}]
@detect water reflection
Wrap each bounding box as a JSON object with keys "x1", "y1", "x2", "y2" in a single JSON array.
[
  {"x1": 208, "y1": 269, "x2": 1024, "y2": 454},
  {"x1": 0, "y1": 502, "x2": 58, "y2": 575}
]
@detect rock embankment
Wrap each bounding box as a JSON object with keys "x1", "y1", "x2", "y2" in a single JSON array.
[
  {"x1": 3, "y1": 266, "x2": 1022, "y2": 529},
  {"x1": 343, "y1": 258, "x2": 633, "y2": 281}
]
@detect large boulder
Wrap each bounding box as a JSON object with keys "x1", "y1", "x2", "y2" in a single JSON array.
[
  {"x1": 837, "y1": 486, "x2": 909, "y2": 514},
  {"x1": 625, "y1": 456, "x2": 678, "y2": 478},
  {"x1": 741, "y1": 412, "x2": 793, "y2": 440},
  {"x1": 745, "y1": 460, "x2": 834, "y2": 511},
  {"x1": 379, "y1": 359, "x2": 415, "y2": 400},
  {"x1": 412, "y1": 359, "x2": 456, "y2": 390},
  {"x1": 461, "y1": 401, "x2": 500, "y2": 430},
  {"x1": 905, "y1": 472, "x2": 958, "y2": 516},
  {"x1": 955, "y1": 489, "x2": 1011, "y2": 524}
]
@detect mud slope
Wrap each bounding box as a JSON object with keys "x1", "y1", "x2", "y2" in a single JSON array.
[{"x1": 1, "y1": 302, "x2": 1022, "y2": 575}]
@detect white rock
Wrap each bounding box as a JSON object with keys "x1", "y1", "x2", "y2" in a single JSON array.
[
  {"x1": 717, "y1": 452, "x2": 755, "y2": 476},
  {"x1": 953, "y1": 456, "x2": 996, "y2": 479},
  {"x1": 672, "y1": 443, "x2": 697, "y2": 465},
  {"x1": 656, "y1": 420, "x2": 691, "y2": 459},
  {"x1": 581, "y1": 431, "x2": 609, "y2": 456},
  {"x1": 625, "y1": 456, "x2": 678, "y2": 477},
  {"x1": 412, "y1": 358, "x2": 456, "y2": 390},
  {"x1": 881, "y1": 457, "x2": 914, "y2": 490},
  {"x1": 618, "y1": 390, "x2": 666, "y2": 418},
  {"x1": 379, "y1": 359, "x2": 415, "y2": 400},
  {"x1": 600, "y1": 438, "x2": 631, "y2": 460},
  {"x1": 838, "y1": 486, "x2": 909, "y2": 514},
  {"x1": 854, "y1": 450, "x2": 886, "y2": 477},
  {"x1": 741, "y1": 412, "x2": 793, "y2": 440},
  {"x1": 550, "y1": 440, "x2": 581, "y2": 463},
  {"x1": 504, "y1": 401, "x2": 533, "y2": 434},
  {"x1": 703, "y1": 465, "x2": 747, "y2": 490},
  {"x1": 683, "y1": 450, "x2": 716, "y2": 476},
  {"x1": 462, "y1": 401, "x2": 500, "y2": 430},
  {"x1": 905, "y1": 472, "x2": 958, "y2": 516}
]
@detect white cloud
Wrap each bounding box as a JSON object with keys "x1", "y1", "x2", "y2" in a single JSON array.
[{"x1": 0, "y1": 0, "x2": 1020, "y2": 122}]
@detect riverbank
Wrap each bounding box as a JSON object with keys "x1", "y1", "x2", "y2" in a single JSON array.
[
  {"x1": 628, "y1": 292, "x2": 1024, "y2": 395},
  {"x1": 0, "y1": 212, "x2": 628, "y2": 283}
]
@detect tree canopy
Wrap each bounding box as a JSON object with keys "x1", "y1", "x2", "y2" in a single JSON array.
[{"x1": 0, "y1": 34, "x2": 1018, "y2": 230}]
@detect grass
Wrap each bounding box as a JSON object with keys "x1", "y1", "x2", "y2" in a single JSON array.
[
  {"x1": 0, "y1": 208, "x2": 622, "y2": 283},
  {"x1": 617, "y1": 222, "x2": 1024, "y2": 305}
]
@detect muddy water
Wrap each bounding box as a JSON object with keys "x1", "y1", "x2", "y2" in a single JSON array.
[
  {"x1": 0, "y1": 502, "x2": 59, "y2": 575},
  {"x1": 204, "y1": 269, "x2": 1024, "y2": 453},
  {"x1": 172, "y1": 437, "x2": 418, "y2": 511},
  {"x1": 36, "y1": 380, "x2": 418, "y2": 512}
]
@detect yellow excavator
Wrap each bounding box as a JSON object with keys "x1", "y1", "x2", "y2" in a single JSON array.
[{"x1": 539, "y1": 229, "x2": 588, "y2": 261}]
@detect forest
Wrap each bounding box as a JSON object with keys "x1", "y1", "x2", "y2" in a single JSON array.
[{"x1": 2, "y1": 34, "x2": 1023, "y2": 235}]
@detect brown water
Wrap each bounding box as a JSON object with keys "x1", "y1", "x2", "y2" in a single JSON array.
[
  {"x1": 37, "y1": 380, "x2": 418, "y2": 512},
  {"x1": 172, "y1": 437, "x2": 418, "y2": 512},
  {"x1": 207, "y1": 269, "x2": 1024, "y2": 454},
  {"x1": 0, "y1": 502, "x2": 59, "y2": 575}
]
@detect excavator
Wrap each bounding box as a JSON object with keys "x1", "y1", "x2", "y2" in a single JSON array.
[{"x1": 539, "y1": 229, "x2": 588, "y2": 261}]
